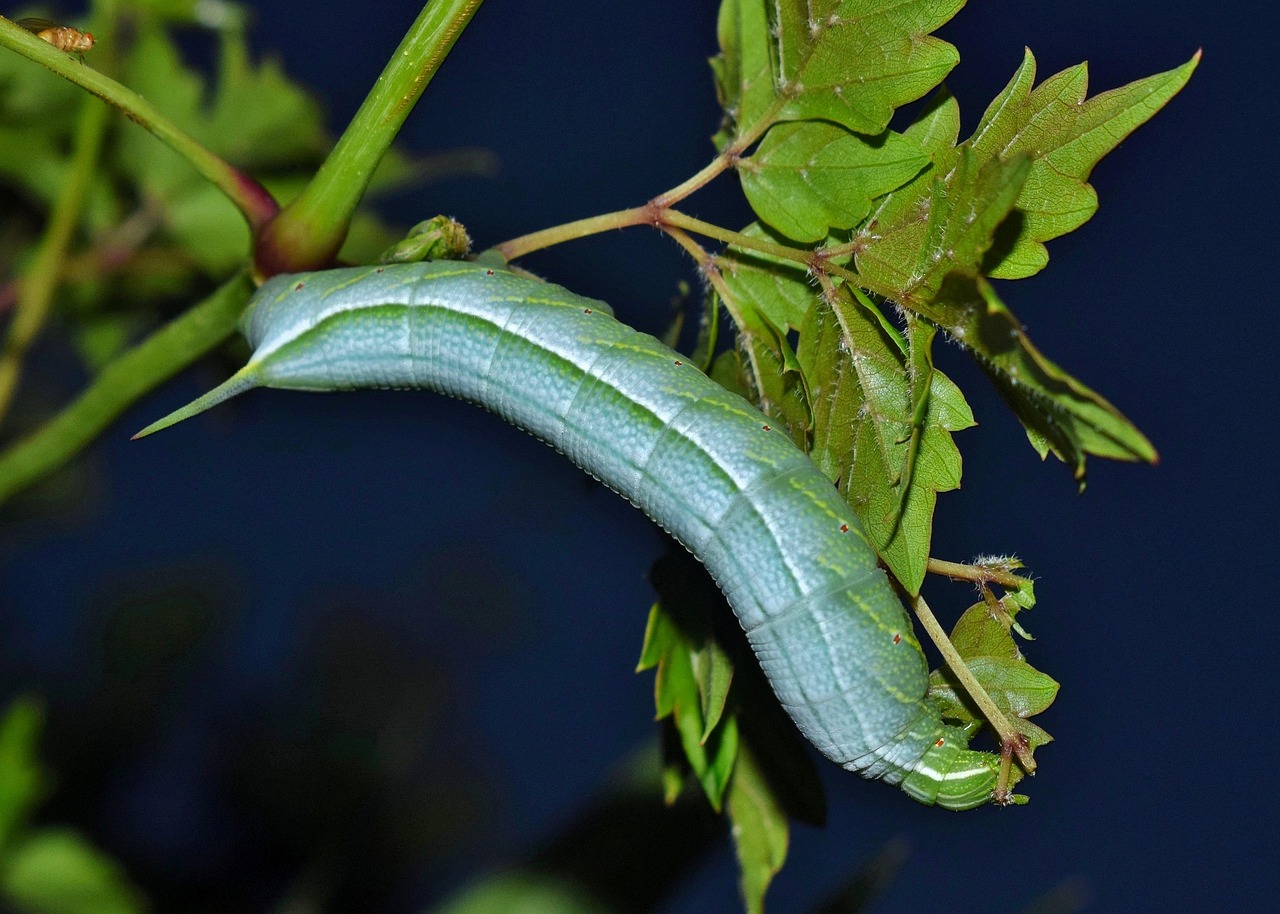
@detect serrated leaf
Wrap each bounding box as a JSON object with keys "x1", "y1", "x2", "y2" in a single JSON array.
[
  {"x1": 854, "y1": 52, "x2": 1197, "y2": 284},
  {"x1": 116, "y1": 21, "x2": 326, "y2": 262},
  {"x1": 972, "y1": 50, "x2": 1201, "y2": 279},
  {"x1": 711, "y1": 0, "x2": 776, "y2": 149},
  {"x1": 852, "y1": 132, "x2": 1155, "y2": 479},
  {"x1": 857, "y1": 148, "x2": 1031, "y2": 302},
  {"x1": 800, "y1": 287, "x2": 972, "y2": 594},
  {"x1": 928, "y1": 604, "x2": 1058, "y2": 755},
  {"x1": 961, "y1": 657, "x2": 1058, "y2": 719},
  {"x1": 202, "y1": 31, "x2": 327, "y2": 169},
  {"x1": 935, "y1": 276, "x2": 1157, "y2": 482},
  {"x1": 0, "y1": 829, "x2": 145, "y2": 914},
  {"x1": 773, "y1": 0, "x2": 964, "y2": 135},
  {"x1": 726, "y1": 743, "x2": 788, "y2": 914},
  {"x1": 741, "y1": 122, "x2": 930, "y2": 243}
]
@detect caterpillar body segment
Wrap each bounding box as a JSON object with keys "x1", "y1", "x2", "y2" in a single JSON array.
[{"x1": 137, "y1": 261, "x2": 1000, "y2": 808}]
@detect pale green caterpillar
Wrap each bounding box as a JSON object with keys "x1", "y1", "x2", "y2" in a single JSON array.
[{"x1": 136, "y1": 261, "x2": 1001, "y2": 809}]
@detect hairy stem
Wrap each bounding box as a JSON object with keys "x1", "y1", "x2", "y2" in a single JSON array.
[{"x1": 928, "y1": 557, "x2": 1025, "y2": 590}]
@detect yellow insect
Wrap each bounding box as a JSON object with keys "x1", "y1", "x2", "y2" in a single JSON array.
[{"x1": 16, "y1": 17, "x2": 95, "y2": 57}]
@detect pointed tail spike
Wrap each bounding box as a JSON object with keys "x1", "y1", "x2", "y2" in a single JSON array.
[{"x1": 132, "y1": 366, "x2": 261, "y2": 440}]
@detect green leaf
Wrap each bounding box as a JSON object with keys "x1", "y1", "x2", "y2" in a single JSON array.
[
  {"x1": 711, "y1": 0, "x2": 776, "y2": 149},
  {"x1": 800, "y1": 288, "x2": 972, "y2": 594},
  {"x1": 726, "y1": 743, "x2": 788, "y2": 914},
  {"x1": 973, "y1": 50, "x2": 1201, "y2": 279},
  {"x1": 717, "y1": 229, "x2": 815, "y2": 443},
  {"x1": 852, "y1": 131, "x2": 1156, "y2": 478},
  {"x1": 856, "y1": 147, "x2": 1032, "y2": 302},
  {"x1": 711, "y1": 0, "x2": 963, "y2": 145},
  {"x1": 720, "y1": 223, "x2": 817, "y2": 331},
  {"x1": 946, "y1": 602, "x2": 1023, "y2": 664},
  {"x1": 636, "y1": 590, "x2": 740, "y2": 812},
  {"x1": 933, "y1": 658, "x2": 1058, "y2": 724},
  {"x1": 935, "y1": 276, "x2": 1158, "y2": 482},
  {"x1": 163, "y1": 182, "x2": 250, "y2": 273},
  {"x1": 928, "y1": 604, "x2": 1058, "y2": 755},
  {"x1": 201, "y1": 30, "x2": 328, "y2": 170},
  {"x1": 0, "y1": 697, "x2": 46, "y2": 849},
  {"x1": 0, "y1": 829, "x2": 145, "y2": 914},
  {"x1": 740, "y1": 122, "x2": 930, "y2": 243},
  {"x1": 773, "y1": 0, "x2": 964, "y2": 134},
  {"x1": 692, "y1": 636, "x2": 734, "y2": 741},
  {"x1": 115, "y1": 21, "x2": 327, "y2": 271}
]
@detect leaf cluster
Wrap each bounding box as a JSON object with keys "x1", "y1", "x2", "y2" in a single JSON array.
[
  {"x1": 637, "y1": 549, "x2": 825, "y2": 914},
  {"x1": 630, "y1": 0, "x2": 1191, "y2": 906}
]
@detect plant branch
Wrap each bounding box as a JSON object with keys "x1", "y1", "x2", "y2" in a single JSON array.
[
  {"x1": 928, "y1": 557, "x2": 1025, "y2": 590},
  {"x1": 911, "y1": 593, "x2": 1035, "y2": 772},
  {"x1": 493, "y1": 207, "x2": 651, "y2": 261},
  {"x1": 0, "y1": 272, "x2": 254, "y2": 507},
  {"x1": 254, "y1": 0, "x2": 484, "y2": 276}
]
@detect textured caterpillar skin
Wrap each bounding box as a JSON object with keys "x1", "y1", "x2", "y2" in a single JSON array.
[{"x1": 137, "y1": 261, "x2": 1000, "y2": 809}]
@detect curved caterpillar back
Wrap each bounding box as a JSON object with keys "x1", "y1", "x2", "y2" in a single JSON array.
[{"x1": 137, "y1": 261, "x2": 1000, "y2": 809}]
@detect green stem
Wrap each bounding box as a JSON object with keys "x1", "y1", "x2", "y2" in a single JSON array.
[
  {"x1": 0, "y1": 273, "x2": 254, "y2": 507},
  {"x1": 0, "y1": 91, "x2": 109, "y2": 423},
  {"x1": 0, "y1": 1, "x2": 119, "y2": 424},
  {"x1": 0, "y1": 14, "x2": 277, "y2": 229},
  {"x1": 911, "y1": 593, "x2": 1035, "y2": 772},
  {"x1": 254, "y1": 0, "x2": 484, "y2": 277},
  {"x1": 650, "y1": 156, "x2": 732, "y2": 209},
  {"x1": 494, "y1": 207, "x2": 650, "y2": 262}
]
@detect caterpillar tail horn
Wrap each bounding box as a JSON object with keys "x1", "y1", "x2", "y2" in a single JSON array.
[{"x1": 132, "y1": 366, "x2": 261, "y2": 440}]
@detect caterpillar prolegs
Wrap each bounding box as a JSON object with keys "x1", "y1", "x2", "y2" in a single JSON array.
[{"x1": 136, "y1": 261, "x2": 1002, "y2": 809}]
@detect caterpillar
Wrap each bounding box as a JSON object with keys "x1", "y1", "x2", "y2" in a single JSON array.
[{"x1": 135, "y1": 260, "x2": 1001, "y2": 809}]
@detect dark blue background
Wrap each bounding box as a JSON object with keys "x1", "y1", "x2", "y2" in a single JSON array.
[{"x1": 2, "y1": 1, "x2": 1269, "y2": 912}]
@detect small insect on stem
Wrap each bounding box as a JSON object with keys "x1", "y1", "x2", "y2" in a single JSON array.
[{"x1": 17, "y1": 18, "x2": 95, "y2": 60}]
